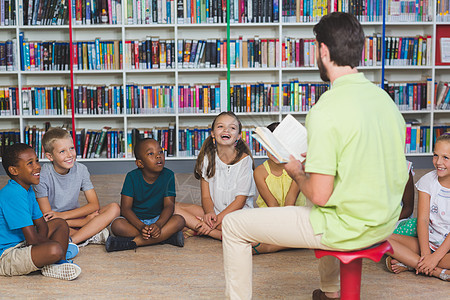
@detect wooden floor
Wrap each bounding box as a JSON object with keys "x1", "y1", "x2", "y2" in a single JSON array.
[{"x1": 1, "y1": 170, "x2": 450, "y2": 299}]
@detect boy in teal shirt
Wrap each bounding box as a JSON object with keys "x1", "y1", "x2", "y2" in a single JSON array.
[{"x1": 106, "y1": 138, "x2": 185, "y2": 252}]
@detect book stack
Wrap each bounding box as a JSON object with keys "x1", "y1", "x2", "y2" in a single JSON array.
[
  {"x1": 386, "y1": 0, "x2": 433, "y2": 22},
  {"x1": 72, "y1": 0, "x2": 122, "y2": 25},
  {"x1": 0, "y1": 0, "x2": 16, "y2": 25},
  {"x1": 433, "y1": 125, "x2": 450, "y2": 145},
  {"x1": 19, "y1": 33, "x2": 70, "y2": 71},
  {"x1": 73, "y1": 39, "x2": 122, "y2": 71},
  {"x1": 24, "y1": 125, "x2": 46, "y2": 159},
  {"x1": 384, "y1": 35, "x2": 432, "y2": 66},
  {"x1": 22, "y1": 85, "x2": 72, "y2": 116},
  {"x1": 177, "y1": 39, "x2": 228, "y2": 69},
  {"x1": 242, "y1": 126, "x2": 265, "y2": 157},
  {"x1": 436, "y1": 0, "x2": 450, "y2": 22},
  {"x1": 435, "y1": 81, "x2": 450, "y2": 110},
  {"x1": 334, "y1": 0, "x2": 383, "y2": 22},
  {"x1": 229, "y1": 82, "x2": 279, "y2": 113},
  {"x1": 384, "y1": 80, "x2": 431, "y2": 111},
  {"x1": 228, "y1": 37, "x2": 279, "y2": 69},
  {"x1": 124, "y1": 38, "x2": 175, "y2": 70},
  {"x1": 0, "y1": 40, "x2": 17, "y2": 71},
  {"x1": 283, "y1": 0, "x2": 331, "y2": 22},
  {"x1": 281, "y1": 80, "x2": 329, "y2": 112},
  {"x1": 178, "y1": 126, "x2": 265, "y2": 158},
  {"x1": 228, "y1": 0, "x2": 279, "y2": 23},
  {"x1": 178, "y1": 126, "x2": 209, "y2": 157},
  {"x1": 23, "y1": 0, "x2": 69, "y2": 25},
  {"x1": 125, "y1": 85, "x2": 174, "y2": 114},
  {"x1": 178, "y1": 82, "x2": 227, "y2": 114},
  {"x1": 282, "y1": 37, "x2": 316, "y2": 68},
  {"x1": 75, "y1": 127, "x2": 125, "y2": 159},
  {"x1": 127, "y1": 126, "x2": 176, "y2": 158},
  {"x1": 0, "y1": 87, "x2": 19, "y2": 116},
  {"x1": 73, "y1": 84, "x2": 123, "y2": 115},
  {"x1": 176, "y1": 0, "x2": 279, "y2": 24},
  {"x1": 405, "y1": 123, "x2": 430, "y2": 154},
  {"x1": 361, "y1": 34, "x2": 383, "y2": 67},
  {"x1": 0, "y1": 129, "x2": 20, "y2": 157},
  {"x1": 125, "y1": 0, "x2": 174, "y2": 24}
]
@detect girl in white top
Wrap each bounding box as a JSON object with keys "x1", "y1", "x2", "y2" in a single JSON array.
[
  {"x1": 175, "y1": 112, "x2": 255, "y2": 240},
  {"x1": 387, "y1": 134, "x2": 450, "y2": 282}
]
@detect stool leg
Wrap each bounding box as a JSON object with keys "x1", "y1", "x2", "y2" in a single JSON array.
[{"x1": 340, "y1": 258, "x2": 362, "y2": 300}]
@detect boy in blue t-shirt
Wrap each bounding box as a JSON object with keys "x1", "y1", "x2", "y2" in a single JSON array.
[
  {"x1": 106, "y1": 138, "x2": 185, "y2": 252},
  {"x1": 0, "y1": 143, "x2": 81, "y2": 280}
]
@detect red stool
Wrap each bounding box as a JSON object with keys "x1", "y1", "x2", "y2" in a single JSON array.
[{"x1": 314, "y1": 240, "x2": 393, "y2": 300}]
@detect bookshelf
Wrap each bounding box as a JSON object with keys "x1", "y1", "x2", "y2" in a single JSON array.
[{"x1": 0, "y1": 0, "x2": 448, "y2": 164}]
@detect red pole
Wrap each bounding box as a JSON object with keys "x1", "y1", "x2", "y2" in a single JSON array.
[{"x1": 68, "y1": 0, "x2": 76, "y2": 145}]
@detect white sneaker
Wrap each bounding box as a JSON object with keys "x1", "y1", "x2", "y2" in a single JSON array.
[
  {"x1": 78, "y1": 228, "x2": 110, "y2": 247},
  {"x1": 41, "y1": 260, "x2": 81, "y2": 281}
]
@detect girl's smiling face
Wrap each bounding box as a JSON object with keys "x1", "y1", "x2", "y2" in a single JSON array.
[
  {"x1": 211, "y1": 114, "x2": 241, "y2": 147},
  {"x1": 433, "y1": 140, "x2": 450, "y2": 179}
]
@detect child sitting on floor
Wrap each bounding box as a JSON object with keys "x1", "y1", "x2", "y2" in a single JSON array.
[
  {"x1": 174, "y1": 111, "x2": 255, "y2": 240},
  {"x1": 386, "y1": 134, "x2": 450, "y2": 281},
  {"x1": 106, "y1": 138, "x2": 185, "y2": 252},
  {"x1": 34, "y1": 128, "x2": 120, "y2": 247},
  {"x1": 0, "y1": 143, "x2": 81, "y2": 280},
  {"x1": 392, "y1": 160, "x2": 416, "y2": 237},
  {"x1": 252, "y1": 122, "x2": 311, "y2": 254}
]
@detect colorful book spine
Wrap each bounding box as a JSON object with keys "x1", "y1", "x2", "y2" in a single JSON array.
[
  {"x1": 125, "y1": 85, "x2": 174, "y2": 114},
  {"x1": 0, "y1": 86, "x2": 19, "y2": 116},
  {"x1": 73, "y1": 84, "x2": 123, "y2": 115}
]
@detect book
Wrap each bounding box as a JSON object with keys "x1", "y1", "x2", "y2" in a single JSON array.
[
  {"x1": 94, "y1": 126, "x2": 111, "y2": 157},
  {"x1": 251, "y1": 114, "x2": 307, "y2": 163}
]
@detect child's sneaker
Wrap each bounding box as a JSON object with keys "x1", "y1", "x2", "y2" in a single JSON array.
[
  {"x1": 78, "y1": 228, "x2": 109, "y2": 247},
  {"x1": 66, "y1": 242, "x2": 79, "y2": 260},
  {"x1": 105, "y1": 236, "x2": 138, "y2": 252},
  {"x1": 162, "y1": 231, "x2": 184, "y2": 247},
  {"x1": 41, "y1": 260, "x2": 81, "y2": 281}
]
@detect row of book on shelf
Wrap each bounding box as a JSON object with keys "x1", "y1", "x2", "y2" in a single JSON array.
[
  {"x1": 436, "y1": 0, "x2": 450, "y2": 21},
  {"x1": 0, "y1": 39, "x2": 17, "y2": 71},
  {"x1": 13, "y1": 33, "x2": 433, "y2": 74},
  {"x1": 23, "y1": 0, "x2": 122, "y2": 25},
  {"x1": 435, "y1": 81, "x2": 450, "y2": 110},
  {"x1": 1, "y1": 0, "x2": 445, "y2": 28},
  {"x1": 0, "y1": 0, "x2": 16, "y2": 25},
  {"x1": 405, "y1": 123, "x2": 430, "y2": 154},
  {"x1": 23, "y1": 0, "x2": 69, "y2": 26},
  {"x1": 384, "y1": 35, "x2": 432, "y2": 66},
  {"x1": 2, "y1": 79, "x2": 449, "y2": 117},
  {"x1": 1, "y1": 123, "x2": 449, "y2": 159},
  {"x1": 178, "y1": 0, "x2": 280, "y2": 24},
  {"x1": 385, "y1": 0, "x2": 433, "y2": 22},
  {"x1": 384, "y1": 79, "x2": 432, "y2": 111},
  {"x1": 19, "y1": 33, "x2": 70, "y2": 71},
  {"x1": 125, "y1": 38, "x2": 174, "y2": 70},
  {"x1": 73, "y1": 39, "x2": 122, "y2": 71},
  {"x1": 404, "y1": 124, "x2": 450, "y2": 154}
]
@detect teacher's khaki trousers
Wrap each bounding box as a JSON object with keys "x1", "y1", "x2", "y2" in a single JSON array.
[{"x1": 222, "y1": 206, "x2": 340, "y2": 300}]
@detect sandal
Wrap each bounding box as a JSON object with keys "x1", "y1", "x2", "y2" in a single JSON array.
[
  {"x1": 439, "y1": 269, "x2": 450, "y2": 281},
  {"x1": 252, "y1": 243, "x2": 261, "y2": 255},
  {"x1": 385, "y1": 256, "x2": 413, "y2": 273}
]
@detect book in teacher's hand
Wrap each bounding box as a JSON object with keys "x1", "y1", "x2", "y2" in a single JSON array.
[{"x1": 252, "y1": 114, "x2": 307, "y2": 163}]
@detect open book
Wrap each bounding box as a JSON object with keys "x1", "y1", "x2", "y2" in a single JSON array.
[{"x1": 252, "y1": 114, "x2": 307, "y2": 163}]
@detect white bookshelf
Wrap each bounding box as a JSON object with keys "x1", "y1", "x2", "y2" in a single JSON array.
[{"x1": 0, "y1": 0, "x2": 448, "y2": 162}]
